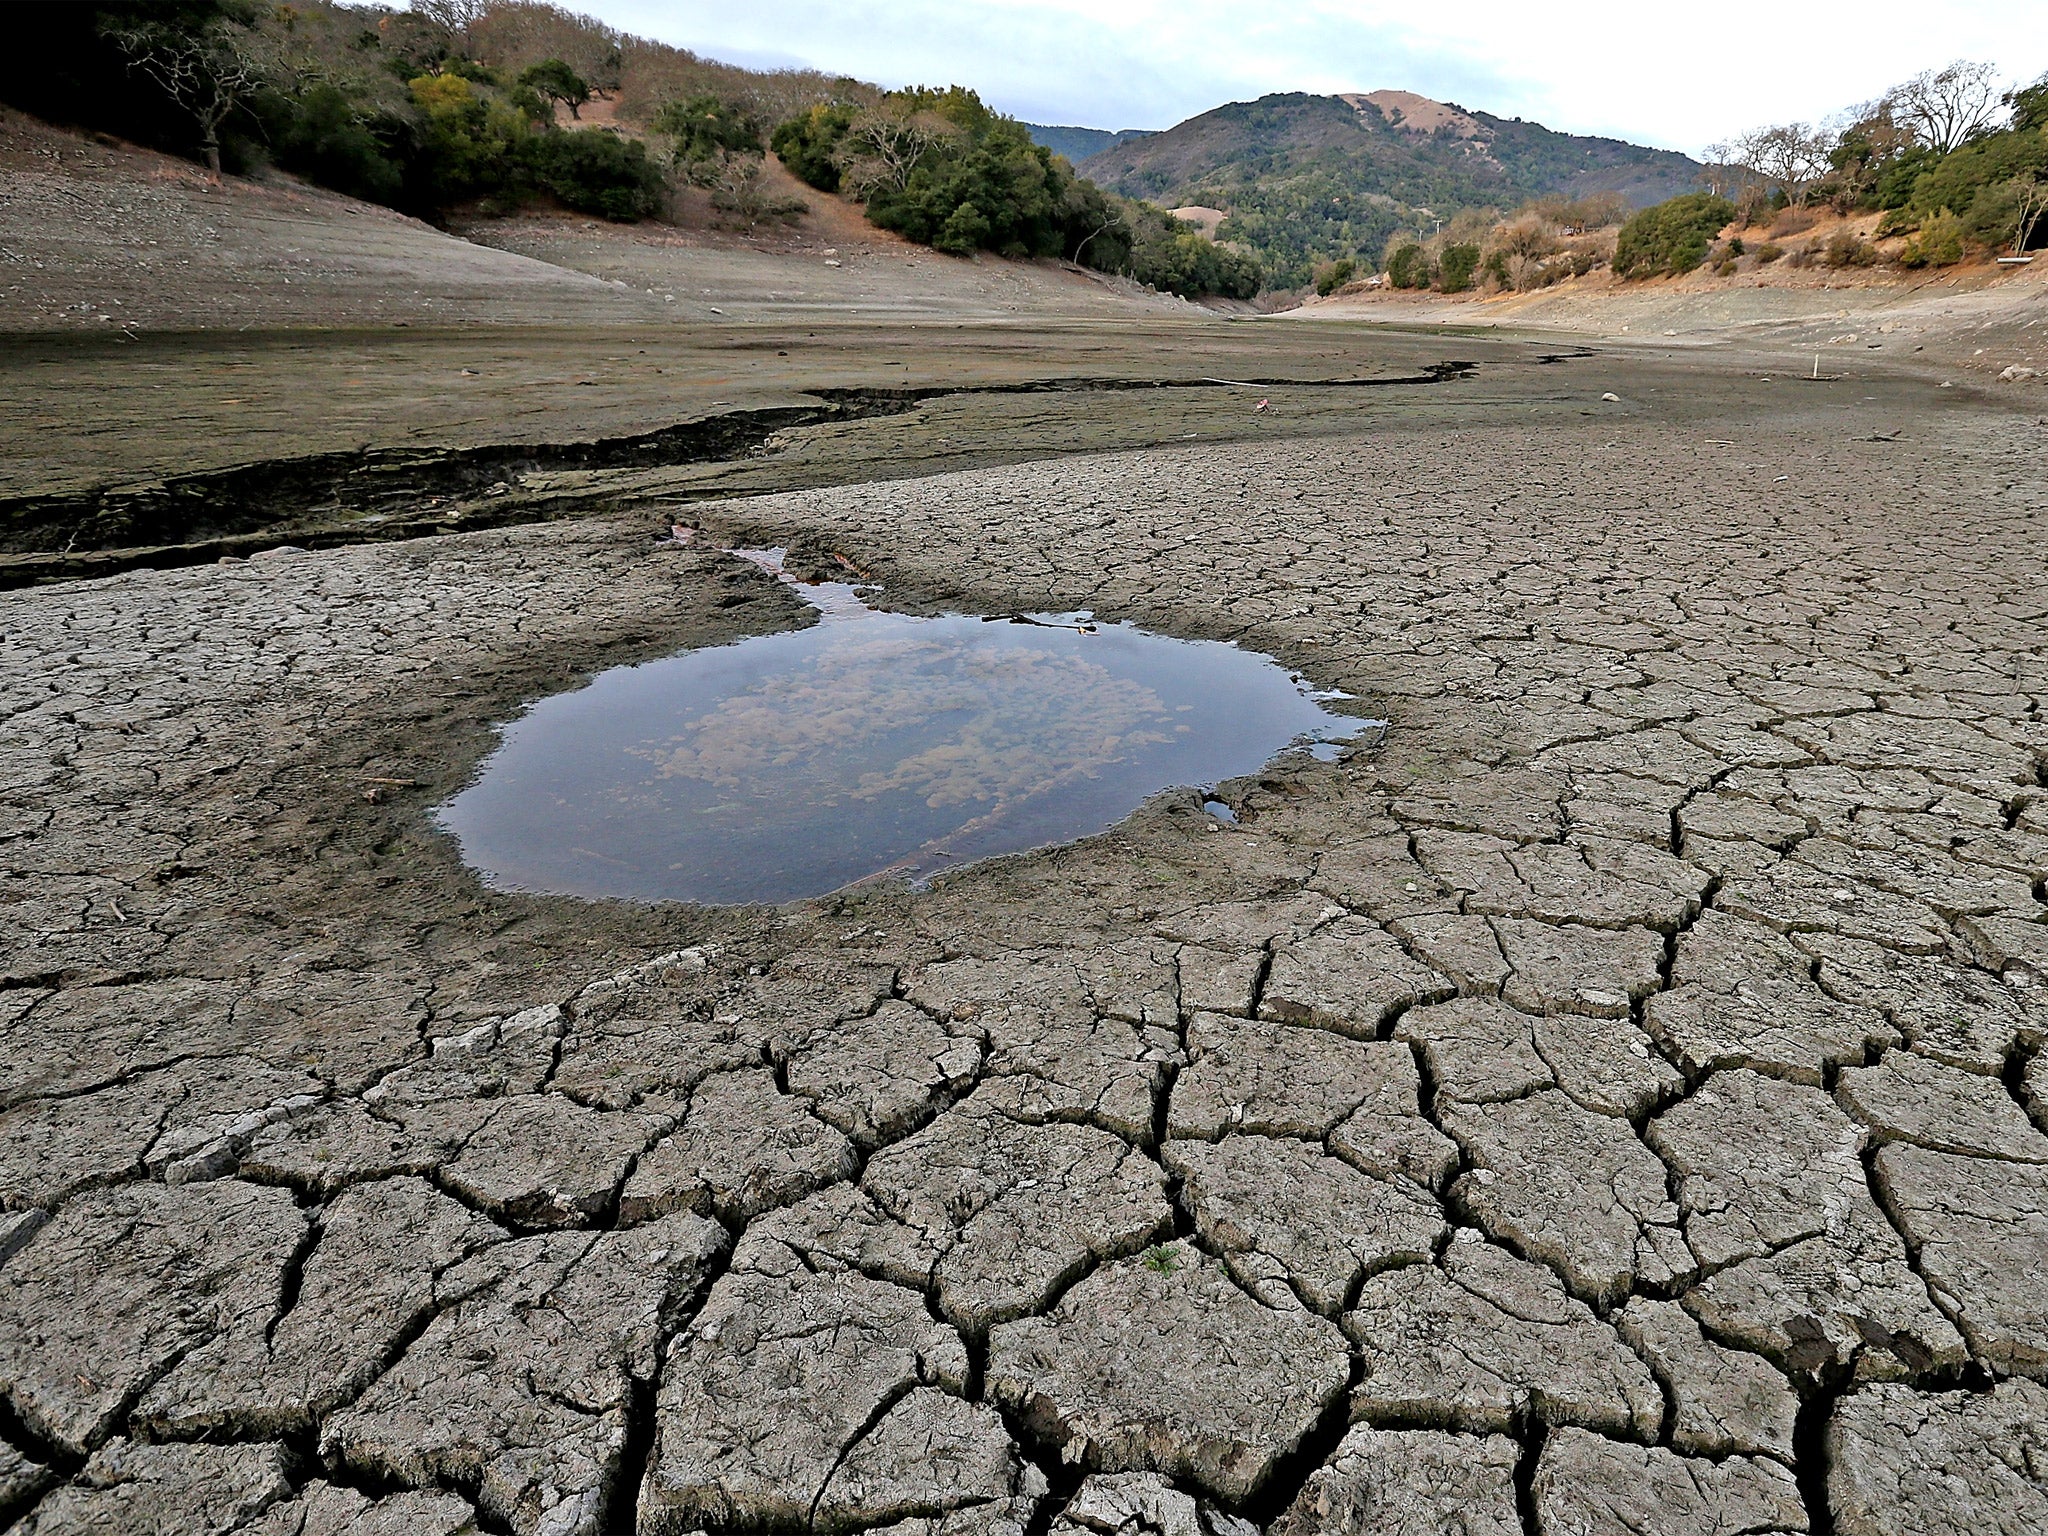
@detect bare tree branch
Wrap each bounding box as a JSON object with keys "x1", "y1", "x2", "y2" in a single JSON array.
[{"x1": 1884, "y1": 60, "x2": 2005, "y2": 153}]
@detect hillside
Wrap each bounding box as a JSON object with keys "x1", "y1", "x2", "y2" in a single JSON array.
[
  {"x1": 1080, "y1": 90, "x2": 1701, "y2": 286},
  {"x1": 1024, "y1": 124, "x2": 1153, "y2": 163}
]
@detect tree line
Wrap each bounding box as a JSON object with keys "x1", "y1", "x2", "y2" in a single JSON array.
[{"x1": 0, "y1": 1, "x2": 1260, "y2": 299}]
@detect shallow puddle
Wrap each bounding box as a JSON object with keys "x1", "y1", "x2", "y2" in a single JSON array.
[{"x1": 438, "y1": 552, "x2": 1371, "y2": 904}]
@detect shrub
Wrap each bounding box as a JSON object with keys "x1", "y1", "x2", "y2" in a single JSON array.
[
  {"x1": 520, "y1": 128, "x2": 664, "y2": 219},
  {"x1": 1822, "y1": 229, "x2": 1878, "y2": 268},
  {"x1": 770, "y1": 103, "x2": 856, "y2": 192},
  {"x1": 1313, "y1": 256, "x2": 1357, "y2": 295},
  {"x1": 1612, "y1": 192, "x2": 1735, "y2": 279},
  {"x1": 1438, "y1": 242, "x2": 1480, "y2": 292},
  {"x1": 1728, "y1": 236, "x2": 1746, "y2": 256},
  {"x1": 1754, "y1": 242, "x2": 1783, "y2": 263},
  {"x1": 656, "y1": 95, "x2": 764, "y2": 184},
  {"x1": 1386, "y1": 242, "x2": 1430, "y2": 288},
  {"x1": 1713, "y1": 257, "x2": 1737, "y2": 277},
  {"x1": 1899, "y1": 208, "x2": 1966, "y2": 267},
  {"x1": 1482, "y1": 248, "x2": 1511, "y2": 287}
]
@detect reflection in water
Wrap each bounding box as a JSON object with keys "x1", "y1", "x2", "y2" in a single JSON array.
[{"x1": 438, "y1": 553, "x2": 1372, "y2": 904}]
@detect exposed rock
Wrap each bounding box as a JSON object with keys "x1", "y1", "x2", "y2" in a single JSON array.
[
  {"x1": 987, "y1": 1243, "x2": 1350, "y2": 1501},
  {"x1": 1260, "y1": 916, "x2": 1454, "y2": 1035},
  {"x1": 15, "y1": 1439, "x2": 292, "y2": 1535},
  {"x1": 621, "y1": 1068, "x2": 856, "y2": 1225},
  {"x1": 136, "y1": 1176, "x2": 503, "y2": 1438},
  {"x1": 1491, "y1": 919, "x2": 1663, "y2": 1018},
  {"x1": 1444, "y1": 1088, "x2": 1688, "y2": 1304},
  {"x1": 639, "y1": 1217, "x2": 970, "y2": 1531},
  {"x1": 1531, "y1": 1426, "x2": 1806, "y2": 1535},
  {"x1": 1268, "y1": 1425, "x2": 1521, "y2": 1536},
  {"x1": 780, "y1": 998, "x2": 982, "y2": 1148},
  {"x1": 323, "y1": 1212, "x2": 726, "y2": 1536},
  {"x1": 864, "y1": 1101, "x2": 1170, "y2": 1330},
  {"x1": 1838, "y1": 1051, "x2": 2048, "y2": 1161},
  {"x1": 1828, "y1": 1379, "x2": 2048, "y2": 1536},
  {"x1": 0, "y1": 1180, "x2": 302, "y2": 1455},
  {"x1": 1874, "y1": 1145, "x2": 2048, "y2": 1374},
  {"x1": 1613, "y1": 1297, "x2": 1797, "y2": 1460},
  {"x1": 439, "y1": 1092, "x2": 672, "y2": 1228},
  {"x1": 1165, "y1": 1135, "x2": 1444, "y2": 1312},
  {"x1": 814, "y1": 1389, "x2": 1039, "y2": 1534},
  {"x1": 1345, "y1": 1233, "x2": 1662, "y2": 1437}
]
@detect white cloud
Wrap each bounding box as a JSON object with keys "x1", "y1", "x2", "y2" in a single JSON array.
[{"x1": 595, "y1": 0, "x2": 2047, "y2": 153}]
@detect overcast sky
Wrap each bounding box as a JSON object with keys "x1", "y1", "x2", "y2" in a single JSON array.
[{"x1": 587, "y1": 1, "x2": 2048, "y2": 155}]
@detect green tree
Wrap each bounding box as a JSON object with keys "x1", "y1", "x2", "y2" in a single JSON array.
[
  {"x1": 771, "y1": 103, "x2": 856, "y2": 191},
  {"x1": 1438, "y1": 242, "x2": 1481, "y2": 292},
  {"x1": 518, "y1": 57, "x2": 589, "y2": 120},
  {"x1": 654, "y1": 94, "x2": 763, "y2": 186},
  {"x1": 1612, "y1": 192, "x2": 1734, "y2": 278},
  {"x1": 1313, "y1": 256, "x2": 1356, "y2": 295},
  {"x1": 1386, "y1": 242, "x2": 1429, "y2": 288}
]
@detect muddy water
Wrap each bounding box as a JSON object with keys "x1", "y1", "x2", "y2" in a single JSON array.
[{"x1": 437, "y1": 554, "x2": 1369, "y2": 905}]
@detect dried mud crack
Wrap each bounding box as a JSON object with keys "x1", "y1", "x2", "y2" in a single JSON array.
[
  {"x1": 0, "y1": 363, "x2": 1478, "y2": 589},
  {"x1": 2, "y1": 358, "x2": 2047, "y2": 1536}
]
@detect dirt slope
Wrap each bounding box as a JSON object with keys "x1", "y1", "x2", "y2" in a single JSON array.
[{"x1": 0, "y1": 109, "x2": 1191, "y2": 333}]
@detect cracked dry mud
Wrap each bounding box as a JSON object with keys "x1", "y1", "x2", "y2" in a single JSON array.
[{"x1": 2, "y1": 360, "x2": 2047, "y2": 1536}]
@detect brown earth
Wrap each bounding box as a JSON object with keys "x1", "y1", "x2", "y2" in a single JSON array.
[{"x1": 2, "y1": 106, "x2": 2047, "y2": 1536}]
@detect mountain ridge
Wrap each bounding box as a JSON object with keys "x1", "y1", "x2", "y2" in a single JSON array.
[
  {"x1": 1077, "y1": 90, "x2": 1702, "y2": 286},
  {"x1": 1022, "y1": 124, "x2": 1153, "y2": 163}
]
